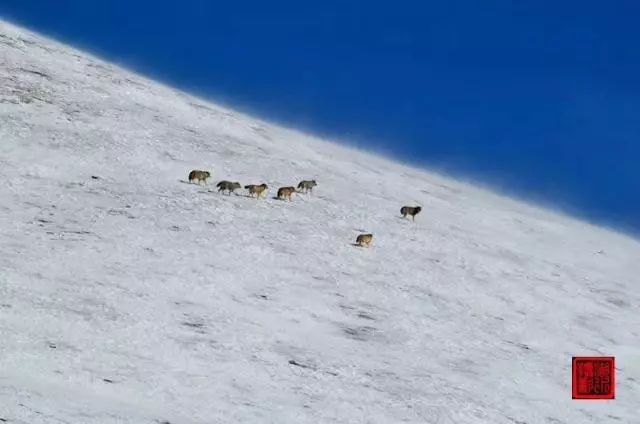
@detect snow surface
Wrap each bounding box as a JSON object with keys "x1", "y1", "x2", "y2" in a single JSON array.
[{"x1": 1, "y1": 20, "x2": 639, "y2": 424}]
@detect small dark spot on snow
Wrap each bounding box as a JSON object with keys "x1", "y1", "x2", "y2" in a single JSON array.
[
  {"x1": 62, "y1": 230, "x2": 92, "y2": 235},
  {"x1": 182, "y1": 322, "x2": 204, "y2": 329},
  {"x1": 102, "y1": 378, "x2": 114, "y2": 383},
  {"x1": 19, "y1": 68, "x2": 50, "y2": 79},
  {"x1": 48, "y1": 343, "x2": 56, "y2": 349},
  {"x1": 91, "y1": 175, "x2": 100, "y2": 180},
  {"x1": 357, "y1": 312, "x2": 376, "y2": 321},
  {"x1": 505, "y1": 417, "x2": 527, "y2": 424},
  {"x1": 342, "y1": 326, "x2": 379, "y2": 341},
  {"x1": 257, "y1": 294, "x2": 269, "y2": 300},
  {"x1": 606, "y1": 298, "x2": 628, "y2": 308},
  {"x1": 289, "y1": 359, "x2": 314, "y2": 370},
  {"x1": 505, "y1": 340, "x2": 531, "y2": 351}
]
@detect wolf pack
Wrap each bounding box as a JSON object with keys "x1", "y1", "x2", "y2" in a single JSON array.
[{"x1": 187, "y1": 169, "x2": 422, "y2": 247}]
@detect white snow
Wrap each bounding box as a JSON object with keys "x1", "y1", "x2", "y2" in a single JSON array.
[{"x1": 1, "y1": 20, "x2": 639, "y2": 424}]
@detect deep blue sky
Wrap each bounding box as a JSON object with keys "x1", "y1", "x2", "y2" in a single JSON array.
[{"x1": 2, "y1": 1, "x2": 639, "y2": 234}]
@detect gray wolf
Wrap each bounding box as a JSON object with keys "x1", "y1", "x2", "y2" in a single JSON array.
[
  {"x1": 355, "y1": 233, "x2": 373, "y2": 247},
  {"x1": 297, "y1": 180, "x2": 317, "y2": 193},
  {"x1": 245, "y1": 183, "x2": 268, "y2": 198},
  {"x1": 217, "y1": 181, "x2": 242, "y2": 195},
  {"x1": 277, "y1": 186, "x2": 296, "y2": 201},
  {"x1": 188, "y1": 170, "x2": 211, "y2": 184},
  {"x1": 400, "y1": 206, "x2": 422, "y2": 221}
]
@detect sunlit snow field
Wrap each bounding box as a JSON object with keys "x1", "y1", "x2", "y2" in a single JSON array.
[{"x1": 1, "y1": 20, "x2": 639, "y2": 424}]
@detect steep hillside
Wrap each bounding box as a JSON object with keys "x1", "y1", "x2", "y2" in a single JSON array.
[{"x1": 1, "y1": 20, "x2": 639, "y2": 424}]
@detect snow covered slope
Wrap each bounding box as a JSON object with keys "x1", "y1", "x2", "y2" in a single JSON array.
[{"x1": 1, "y1": 20, "x2": 639, "y2": 424}]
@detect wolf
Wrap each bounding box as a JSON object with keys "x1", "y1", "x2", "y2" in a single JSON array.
[
  {"x1": 245, "y1": 183, "x2": 268, "y2": 198},
  {"x1": 356, "y1": 233, "x2": 373, "y2": 247},
  {"x1": 277, "y1": 186, "x2": 296, "y2": 201},
  {"x1": 297, "y1": 180, "x2": 317, "y2": 194},
  {"x1": 400, "y1": 206, "x2": 422, "y2": 221},
  {"x1": 188, "y1": 170, "x2": 211, "y2": 184},
  {"x1": 217, "y1": 180, "x2": 242, "y2": 195}
]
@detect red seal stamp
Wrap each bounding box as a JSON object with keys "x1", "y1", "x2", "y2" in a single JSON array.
[{"x1": 572, "y1": 356, "x2": 615, "y2": 399}]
